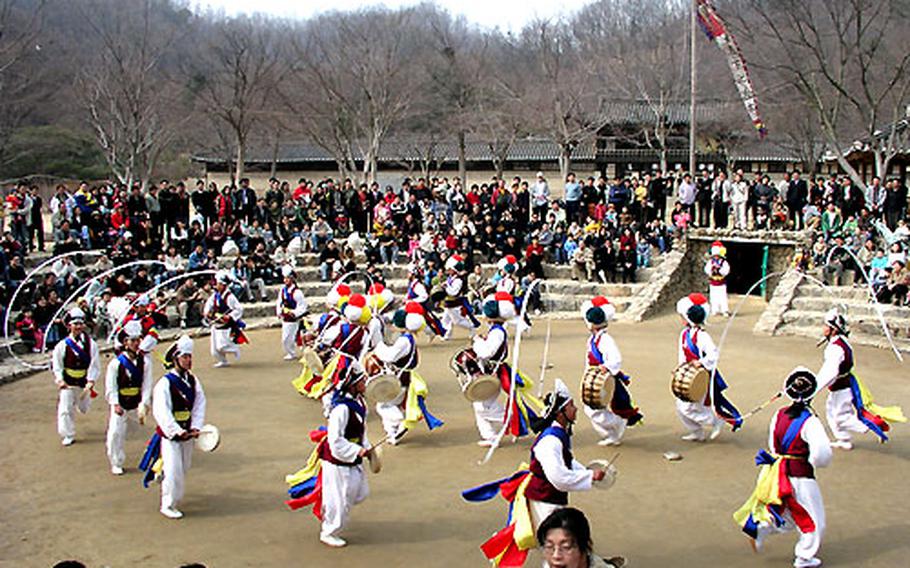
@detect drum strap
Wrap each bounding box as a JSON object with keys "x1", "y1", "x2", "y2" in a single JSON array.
[{"x1": 588, "y1": 332, "x2": 604, "y2": 365}]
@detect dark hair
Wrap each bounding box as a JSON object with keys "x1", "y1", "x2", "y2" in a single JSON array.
[
  {"x1": 53, "y1": 562, "x2": 87, "y2": 568},
  {"x1": 536, "y1": 507, "x2": 592, "y2": 555}
]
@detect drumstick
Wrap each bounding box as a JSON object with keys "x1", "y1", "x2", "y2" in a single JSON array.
[
  {"x1": 739, "y1": 391, "x2": 783, "y2": 421},
  {"x1": 605, "y1": 452, "x2": 621, "y2": 470},
  {"x1": 536, "y1": 319, "x2": 552, "y2": 398}
]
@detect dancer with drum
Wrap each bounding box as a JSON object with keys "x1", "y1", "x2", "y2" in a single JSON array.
[
  {"x1": 286, "y1": 367, "x2": 374, "y2": 548},
  {"x1": 370, "y1": 302, "x2": 443, "y2": 444},
  {"x1": 365, "y1": 282, "x2": 394, "y2": 350},
  {"x1": 704, "y1": 240, "x2": 731, "y2": 317},
  {"x1": 440, "y1": 255, "x2": 480, "y2": 340},
  {"x1": 292, "y1": 283, "x2": 351, "y2": 396},
  {"x1": 203, "y1": 271, "x2": 247, "y2": 368},
  {"x1": 105, "y1": 321, "x2": 152, "y2": 475},
  {"x1": 277, "y1": 265, "x2": 308, "y2": 361},
  {"x1": 312, "y1": 294, "x2": 374, "y2": 416},
  {"x1": 462, "y1": 379, "x2": 615, "y2": 566},
  {"x1": 454, "y1": 292, "x2": 543, "y2": 446},
  {"x1": 405, "y1": 264, "x2": 445, "y2": 337},
  {"x1": 734, "y1": 368, "x2": 832, "y2": 568},
  {"x1": 580, "y1": 296, "x2": 643, "y2": 447},
  {"x1": 673, "y1": 293, "x2": 742, "y2": 442},
  {"x1": 52, "y1": 307, "x2": 101, "y2": 446},
  {"x1": 144, "y1": 336, "x2": 207, "y2": 519},
  {"x1": 816, "y1": 309, "x2": 905, "y2": 450}
]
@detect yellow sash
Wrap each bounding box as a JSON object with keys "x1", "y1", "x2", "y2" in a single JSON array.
[
  {"x1": 65, "y1": 368, "x2": 88, "y2": 378},
  {"x1": 173, "y1": 410, "x2": 191, "y2": 421},
  {"x1": 119, "y1": 387, "x2": 140, "y2": 396}
]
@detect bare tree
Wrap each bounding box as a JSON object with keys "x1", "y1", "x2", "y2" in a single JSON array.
[
  {"x1": 516, "y1": 19, "x2": 607, "y2": 181},
  {"x1": 76, "y1": 0, "x2": 185, "y2": 189},
  {"x1": 575, "y1": 0, "x2": 690, "y2": 172},
  {"x1": 0, "y1": 0, "x2": 49, "y2": 169},
  {"x1": 289, "y1": 8, "x2": 422, "y2": 183},
  {"x1": 734, "y1": 0, "x2": 910, "y2": 188},
  {"x1": 186, "y1": 15, "x2": 287, "y2": 184}
]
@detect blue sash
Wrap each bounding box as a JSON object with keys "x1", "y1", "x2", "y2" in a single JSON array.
[
  {"x1": 165, "y1": 372, "x2": 196, "y2": 408},
  {"x1": 117, "y1": 354, "x2": 142, "y2": 382},
  {"x1": 65, "y1": 337, "x2": 91, "y2": 364}
]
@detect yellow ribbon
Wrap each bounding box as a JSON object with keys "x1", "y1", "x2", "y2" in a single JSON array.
[
  {"x1": 119, "y1": 387, "x2": 140, "y2": 396},
  {"x1": 733, "y1": 456, "x2": 789, "y2": 530},
  {"x1": 402, "y1": 371, "x2": 429, "y2": 429},
  {"x1": 855, "y1": 375, "x2": 907, "y2": 424},
  {"x1": 285, "y1": 444, "x2": 323, "y2": 486}
]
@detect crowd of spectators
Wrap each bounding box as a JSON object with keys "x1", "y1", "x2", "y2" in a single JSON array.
[{"x1": 1, "y1": 166, "x2": 908, "y2": 351}]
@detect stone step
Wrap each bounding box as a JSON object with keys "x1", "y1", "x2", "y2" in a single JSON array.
[
  {"x1": 795, "y1": 283, "x2": 873, "y2": 302},
  {"x1": 791, "y1": 297, "x2": 910, "y2": 320},
  {"x1": 775, "y1": 322, "x2": 910, "y2": 353},
  {"x1": 780, "y1": 310, "x2": 910, "y2": 339}
]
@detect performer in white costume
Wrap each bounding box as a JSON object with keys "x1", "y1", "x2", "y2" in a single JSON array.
[
  {"x1": 704, "y1": 240, "x2": 731, "y2": 317},
  {"x1": 815, "y1": 309, "x2": 905, "y2": 450},
  {"x1": 276, "y1": 265, "x2": 308, "y2": 360},
  {"x1": 580, "y1": 296, "x2": 643, "y2": 446},
  {"x1": 105, "y1": 320, "x2": 152, "y2": 475},
  {"x1": 151, "y1": 336, "x2": 206, "y2": 519},
  {"x1": 52, "y1": 307, "x2": 101, "y2": 446},
  {"x1": 734, "y1": 367, "x2": 832, "y2": 568},
  {"x1": 203, "y1": 270, "x2": 246, "y2": 367},
  {"x1": 440, "y1": 255, "x2": 480, "y2": 340},
  {"x1": 318, "y1": 368, "x2": 371, "y2": 548}
]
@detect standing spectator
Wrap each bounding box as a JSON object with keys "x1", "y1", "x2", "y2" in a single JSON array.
[
  {"x1": 28, "y1": 185, "x2": 44, "y2": 252},
  {"x1": 173, "y1": 182, "x2": 190, "y2": 227},
  {"x1": 884, "y1": 179, "x2": 907, "y2": 230},
  {"x1": 695, "y1": 174, "x2": 712, "y2": 227},
  {"x1": 564, "y1": 173, "x2": 582, "y2": 226},
  {"x1": 647, "y1": 170, "x2": 668, "y2": 223},
  {"x1": 677, "y1": 173, "x2": 696, "y2": 214},
  {"x1": 531, "y1": 172, "x2": 550, "y2": 221},
  {"x1": 146, "y1": 184, "x2": 163, "y2": 241},
  {"x1": 786, "y1": 171, "x2": 808, "y2": 230},
  {"x1": 836, "y1": 177, "x2": 863, "y2": 219},
  {"x1": 711, "y1": 171, "x2": 731, "y2": 229},
  {"x1": 729, "y1": 172, "x2": 749, "y2": 229},
  {"x1": 865, "y1": 176, "x2": 886, "y2": 220}
]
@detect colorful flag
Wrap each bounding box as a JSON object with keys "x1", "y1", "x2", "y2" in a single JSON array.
[{"x1": 696, "y1": 0, "x2": 768, "y2": 138}]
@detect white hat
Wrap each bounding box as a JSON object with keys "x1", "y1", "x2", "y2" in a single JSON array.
[
  {"x1": 174, "y1": 335, "x2": 194, "y2": 356},
  {"x1": 342, "y1": 293, "x2": 372, "y2": 324},
  {"x1": 482, "y1": 291, "x2": 517, "y2": 321},
  {"x1": 497, "y1": 254, "x2": 519, "y2": 274},
  {"x1": 676, "y1": 293, "x2": 709, "y2": 325},
  {"x1": 367, "y1": 282, "x2": 394, "y2": 312},
  {"x1": 123, "y1": 231, "x2": 133, "y2": 240},
  {"x1": 542, "y1": 378, "x2": 573, "y2": 418},
  {"x1": 326, "y1": 283, "x2": 352, "y2": 308},
  {"x1": 281, "y1": 265, "x2": 295, "y2": 279},
  {"x1": 215, "y1": 270, "x2": 232, "y2": 285},
  {"x1": 134, "y1": 295, "x2": 150, "y2": 307},
  {"x1": 710, "y1": 240, "x2": 726, "y2": 257},
  {"x1": 823, "y1": 307, "x2": 848, "y2": 335},
  {"x1": 67, "y1": 307, "x2": 86, "y2": 323},
  {"x1": 122, "y1": 320, "x2": 143, "y2": 339},
  {"x1": 581, "y1": 296, "x2": 615, "y2": 327},
  {"x1": 139, "y1": 335, "x2": 158, "y2": 352}
]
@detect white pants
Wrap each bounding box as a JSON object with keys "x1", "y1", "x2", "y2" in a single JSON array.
[
  {"x1": 709, "y1": 284, "x2": 729, "y2": 315},
  {"x1": 529, "y1": 500, "x2": 563, "y2": 533},
  {"x1": 320, "y1": 461, "x2": 369, "y2": 539},
  {"x1": 375, "y1": 389, "x2": 407, "y2": 440},
  {"x1": 57, "y1": 386, "x2": 92, "y2": 440},
  {"x1": 106, "y1": 406, "x2": 143, "y2": 468},
  {"x1": 442, "y1": 306, "x2": 475, "y2": 337},
  {"x1": 160, "y1": 437, "x2": 194, "y2": 510},
  {"x1": 732, "y1": 201, "x2": 747, "y2": 229},
  {"x1": 826, "y1": 388, "x2": 868, "y2": 442},
  {"x1": 473, "y1": 395, "x2": 506, "y2": 441},
  {"x1": 210, "y1": 328, "x2": 240, "y2": 364},
  {"x1": 676, "y1": 398, "x2": 719, "y2": 438},
  {"x1": 755, "y1": 477, "x2": 825, "y2": 568},
  {"x1": 584, "y1": 404, "x2": 626, "y2": 444},
  {"x1": 281, "y1": 321, "x2": 299, "y2": 358}
]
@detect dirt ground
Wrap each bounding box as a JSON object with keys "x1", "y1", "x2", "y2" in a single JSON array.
[{"x1": 2, "y1": 297, "x2": 908, "y2": 568}]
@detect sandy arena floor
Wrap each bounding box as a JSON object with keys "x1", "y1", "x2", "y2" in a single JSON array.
[{"x1": 1, "y1": 298, "x2": 908, "y2": 567}]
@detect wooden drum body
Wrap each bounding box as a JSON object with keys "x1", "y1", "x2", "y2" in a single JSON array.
[
  {"x1": 671, "y1": 362, "x2": 710, "y2": 403},
  {"x1": 581, "y1": 365, "x2": 615, "y2": 409}
]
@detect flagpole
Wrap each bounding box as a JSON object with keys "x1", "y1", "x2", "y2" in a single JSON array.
[{"x1": 689, "y1": 0, "x2": 697, "y2": 176}]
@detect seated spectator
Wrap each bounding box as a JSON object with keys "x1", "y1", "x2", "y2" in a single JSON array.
[{"x1": 175, "y1": 278, "x2": 204, "y2": 328}]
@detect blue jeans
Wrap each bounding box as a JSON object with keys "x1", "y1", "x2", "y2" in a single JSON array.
[
  {"x1": 380, "y1": 245, "x2": 398, "y2": 265},
  {"x1": 319, "y1": 263, "x2": 332, "y2": 282}
]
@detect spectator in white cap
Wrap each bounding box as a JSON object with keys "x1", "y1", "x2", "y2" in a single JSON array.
[
  {"x1": 51, "y1": 307, "x2": 101, "y2": 446},
  {"x1": 532, "y1": 171, "x2": 551, "y2": 221},
  {"x1": 151, "y1": 335, "x2": 206, "y2": 519},
  {"x1": 276, "y1": 265, "x2": 308, "y2": 360},
  {"x1": 105, "y1": 320, "x2": 153, "y2": 475}
]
